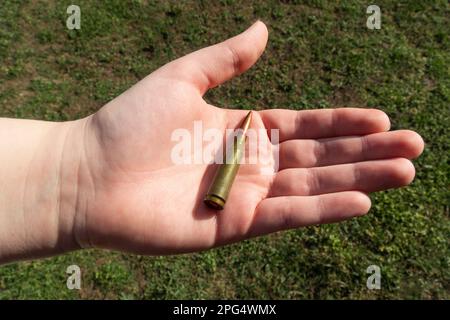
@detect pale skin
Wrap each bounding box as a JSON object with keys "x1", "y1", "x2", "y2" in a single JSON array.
[{"x1": 0, "y1": 21, "x2": 424, "y2": 264}]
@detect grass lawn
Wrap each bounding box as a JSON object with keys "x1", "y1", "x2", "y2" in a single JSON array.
[{"x1": 0, "y1": 0, "x2": 448, "y2": 299}]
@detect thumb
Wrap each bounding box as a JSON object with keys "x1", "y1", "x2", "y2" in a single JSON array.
[{"x1": 161, "y1": 21, "x2": 268, "y2": 95}]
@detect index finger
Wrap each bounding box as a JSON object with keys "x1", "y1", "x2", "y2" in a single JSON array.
[{"x1": 259, "y1": 108, "x2": 390, "y2": 141}]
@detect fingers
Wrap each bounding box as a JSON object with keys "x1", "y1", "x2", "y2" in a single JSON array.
[
  {"x1": 249, "y1": 191, "x2": 371, "y2": 236},
  {"x1": 161, "y1": 21, "x2": 268, "y2": 94},
  {"x1": 269, "y1": 158, "x2": 416, "y2": 197},
  {"x1": 259, "y1": 108, "x2": 390, "y2": 141},
  {"x1": 279, "y1": 130, "x2": 425, "y2": 169}
]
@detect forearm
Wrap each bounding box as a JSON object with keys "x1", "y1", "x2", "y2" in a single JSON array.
[{"x1": 0, "y1": 117, "x2": 88, "y2": 264}]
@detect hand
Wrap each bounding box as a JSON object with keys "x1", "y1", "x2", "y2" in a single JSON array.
[
  {"x1": 0, "y1": 21, "x2": 424, "y2": 264},
  {"x1": 71, "y1": 21, "x2": 424, "y2": 255}
]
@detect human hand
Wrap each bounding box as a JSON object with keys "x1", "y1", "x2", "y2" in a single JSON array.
[
  {"x1": 0, "y1": 21, "x2": 424, "y2": 264},
  {"x1": 70, "y1": 21, "x2": 424, "y2": 255}
]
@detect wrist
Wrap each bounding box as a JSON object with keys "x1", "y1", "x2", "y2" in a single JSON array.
[
  {"x1": 58, "y1": 116, "x2": 96, "y2": 251},
  {"x1": 0, "y1": 117, "x2": 93, "y2": 263}
]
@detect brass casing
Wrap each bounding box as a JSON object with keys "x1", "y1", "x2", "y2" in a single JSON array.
[{"x1": 204, "y1": 112, "x2": 252, "y2": 210}]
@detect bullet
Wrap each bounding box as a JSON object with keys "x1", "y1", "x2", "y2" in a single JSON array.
[{"x1": 204, "y1": 111, "x2": 252, "y2": 210}]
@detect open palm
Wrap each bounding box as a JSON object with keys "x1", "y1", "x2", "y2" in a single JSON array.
[{"x1": 77, "y1": 21, "x2": 424, "y2": 255}]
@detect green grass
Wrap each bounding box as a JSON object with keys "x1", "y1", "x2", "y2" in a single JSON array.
[{"x1": 0, "y1": 0, "x2": 449, "y2": 299}]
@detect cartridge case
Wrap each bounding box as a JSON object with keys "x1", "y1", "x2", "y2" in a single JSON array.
[{"x1": 204, "y1": 112, "x2": 252, "y2": 210}]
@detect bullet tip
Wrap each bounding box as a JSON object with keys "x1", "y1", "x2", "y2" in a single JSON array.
[{"x1": 242, "y1": 111, "x2": 252, "y2": 131}]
